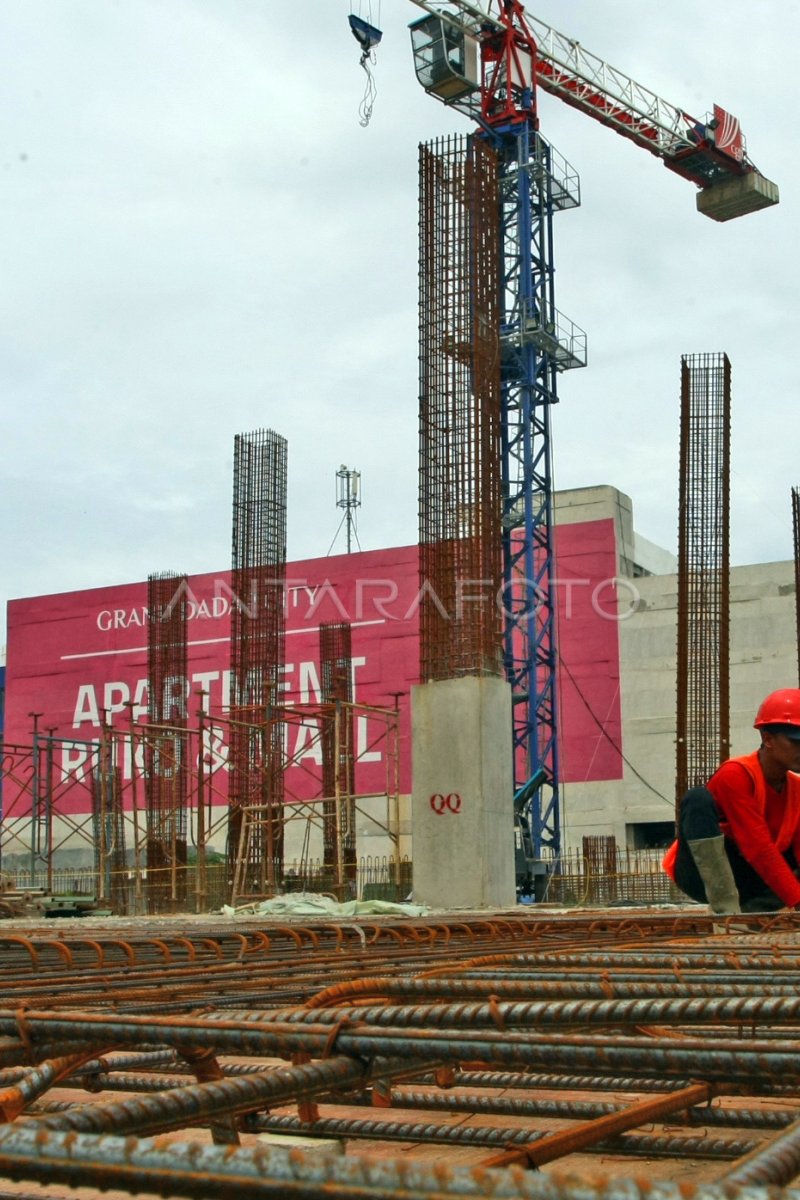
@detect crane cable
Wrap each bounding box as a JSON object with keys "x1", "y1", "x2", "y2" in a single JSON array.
[{"x1": 358, "y1": 50, "x2": 378, "y2": 128}]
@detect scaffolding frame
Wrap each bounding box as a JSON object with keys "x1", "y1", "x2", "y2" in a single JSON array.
[
  {"x1": 0, "y1": 697, "x2": 401, "y2": 913},
  {"x1": 229, "y1": 699, "x2": 401, "y2": 905}
]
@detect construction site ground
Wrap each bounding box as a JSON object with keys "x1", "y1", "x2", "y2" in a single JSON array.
[{"x1": 0, "y1": 903, "x2": 797, "y2": 1200}]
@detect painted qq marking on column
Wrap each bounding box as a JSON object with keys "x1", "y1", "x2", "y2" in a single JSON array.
[{"x1": 429, "y1": 793, "x2": 463, "y2": 814}]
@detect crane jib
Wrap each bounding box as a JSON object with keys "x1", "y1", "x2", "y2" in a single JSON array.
[{"x1": 406, "y1": 1, "x2": 777, "y2": 215}]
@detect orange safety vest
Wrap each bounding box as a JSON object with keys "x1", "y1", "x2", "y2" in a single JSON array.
[
  {"x1": 661, "y1": 750, "x2": 800, "y2": 880},
  {"x1": 662, "y1": 838, "x2": 678, "y2": 880}
]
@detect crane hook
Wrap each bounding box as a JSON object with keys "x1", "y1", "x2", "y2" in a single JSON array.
[{"x1": 348, "y1": 14, "x2": 383, "y2": 127}]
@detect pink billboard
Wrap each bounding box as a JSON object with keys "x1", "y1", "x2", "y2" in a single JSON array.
[{"x1": 4, "y1": 526, "x2": 623, "y2": 806}]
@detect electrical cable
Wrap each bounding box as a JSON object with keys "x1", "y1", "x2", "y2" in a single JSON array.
[
  {"x1": 545, "y1": 465, "x2": 673, "y2": 811},
  {"x1": 557, "y1": 649, "x2": 674, "y2": 809},
  {"x1": 358, "y1": 54, "x2": 378, "y2": 127}
]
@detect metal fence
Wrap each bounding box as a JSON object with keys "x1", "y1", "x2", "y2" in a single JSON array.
[
  {"x1": 544, "y1": 845, "x2": 677, "y2": 907},
  {"x1": 3, "y1": 849, "x2": 679, "y2": 912},
  {"x1": 4, "y1": 855, "x2": 415, "y2": 914}
]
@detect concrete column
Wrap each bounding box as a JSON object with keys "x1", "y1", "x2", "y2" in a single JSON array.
[{"x1": 411, "y1": 675, "x2": 515, "y2": 908}]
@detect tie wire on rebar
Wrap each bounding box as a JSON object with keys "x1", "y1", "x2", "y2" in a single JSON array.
[{"x1": 0, "y1": 911, "x2": 799, "y2": 1193}]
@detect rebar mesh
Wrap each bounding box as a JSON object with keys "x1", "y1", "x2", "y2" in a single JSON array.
[
  {"x1": 145, "y1": 572, "x2": 189, "y2": 914},
  {"x1": 418, "y1": 133, "x2": 503, "y2": 681},
  {"x1": 581, "y1": 835, "x2": 618, "y2": 906},
  {"x1": 320, "y1": 622, "x2": 355, "y2": 888},
  {"x1": 676, "y1": 352, "x2": 731, "y2": 808},
  {"x1": 227, "y1": 429, "x2": 288, "y2": 899}
]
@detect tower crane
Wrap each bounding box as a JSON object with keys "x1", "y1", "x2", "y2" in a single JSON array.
[
  {"x1": 358, "y1": 1, "x2": 778, "y2": 889},
  {"x1": 407, "y1": 0, "x2": 778, "y2": 219}
]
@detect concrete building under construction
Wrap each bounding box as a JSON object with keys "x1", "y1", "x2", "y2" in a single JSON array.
[
  {"x1": 0, "y1": 0, "x2": 794, "y2": 1194},
  {"x1": 4, "y1": 482, "x2": 797, "y2": 892}
]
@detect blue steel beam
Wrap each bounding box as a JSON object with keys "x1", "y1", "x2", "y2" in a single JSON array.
[
  {"x1": 494, "y1": 120, "x2": 581, "y2": 861},
  {"x1": 410, "y1": 7, "x2": 585, "y2": 872}
]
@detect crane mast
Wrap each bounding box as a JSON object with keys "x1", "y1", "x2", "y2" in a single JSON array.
[
  {"x1": 411, "y1": 0, "x2": 585, "y2": 876},
  {"x1": 405, "y1": 0, "x2": 778, "y2": 882}
]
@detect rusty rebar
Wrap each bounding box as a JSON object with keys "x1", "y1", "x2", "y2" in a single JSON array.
[
  {"x1": 717, "y1": 1115, "x2": 800, "y2": 1187},
  {"x1": 0, "y1": 1122, "x2": 789, "y2": 1200},
  {"x1": 320, "y1": 622, "x2": 355, "y2": 888},
  {"x1": 419, "y1": 134, "x2": 503, "y2": 680},
  {"x1": 675, "y1": 351, "x2": 731, "y2": 806},
  {"x1": 248, "y1": 1112, "x2": 756, "y2": 1160},
  {"x1": 227, "y1": 428, "x2": 288, "y2": 898},
  {"x1": 145, "y1": 570, "x2": 189, "y2": 915},
  {"x1": 0, "y1": 911, "x2": 800, "y2": 1191}
]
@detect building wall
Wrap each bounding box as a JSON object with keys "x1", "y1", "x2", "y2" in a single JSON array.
[
  {"x1": 559, "y1": 558, "x2": 798, "y2": 852},
  {"x1": 2, "y1": 500, "x2": 625, "y2": 867},
  {"x1": 8, "y1": 483, "x2": 789, "y2": 870}
]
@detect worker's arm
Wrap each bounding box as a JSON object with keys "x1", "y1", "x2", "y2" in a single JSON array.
[{"x1": 711, "y1": 763, "x2": 800, "y2": 907}]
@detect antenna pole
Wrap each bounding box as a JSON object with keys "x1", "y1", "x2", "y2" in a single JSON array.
[{"x1": 336, "y1": 466, "x2": 362, "y2": 554}]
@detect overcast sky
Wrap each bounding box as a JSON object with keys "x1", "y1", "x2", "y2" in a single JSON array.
[{"x1": 1, "y1": 1, "x2": 795, "y2": 649}]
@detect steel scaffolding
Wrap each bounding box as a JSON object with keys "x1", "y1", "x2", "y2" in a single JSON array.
[
  {"x1": 1, "y1": 696, "x2": 402, "y2": 912},
  {"x1": 675, "y1": 352, "x2": 731, "y2": 805}
]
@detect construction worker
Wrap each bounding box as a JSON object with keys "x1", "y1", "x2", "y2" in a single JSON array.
[{"x1": 663, "y1": 689, "x2": 800, "y2": 914}]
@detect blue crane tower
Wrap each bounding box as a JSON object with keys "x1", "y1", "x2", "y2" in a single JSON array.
[
  {"x1": 357, "y1": 0, "x2": 778, "y2": 890},
  {"x1": 410, "y1": 0, "x2": 584, "y2": 886}
]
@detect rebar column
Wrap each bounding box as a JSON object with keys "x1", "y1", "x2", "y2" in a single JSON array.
[
  {"x1": 675, "y1": 352, "x2": 731, "y2": 811},
  {"x1": 582, "y1": 834, "x2": 618, "y2": 906},
  {"x1": 90, "y1": 739, "x2": 126, "y2": 912},
  {"x1": 320, "y1": 623, "x2": 355, "y2": 893},
  {"x1": 145, "y1": 572, "x2": 189, "y2": 914},
  {"x1": 418, "y1": 133, "x2": 503, "y2": 682},
  {"x1": 227, "y1": 429, "x2": 288, "y2": 899}
]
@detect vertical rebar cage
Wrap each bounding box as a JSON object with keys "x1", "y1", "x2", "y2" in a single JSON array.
[
  {"x1": 676, "y1": 352, "x2": 731, "y2": 807},
  {"x1": 90, "y1": 746, "x2": 127, "y2": 914},
  {"x1": 227, "y1": 428, "x2": 288, "y2": 898},
  {"x1": 320, "y1": 622, "x2": 355, "y2": 890},
  {"x1": 145, "y1": 571, "x2": 189, "y2": 913},
  {"x1": 418, "y1": 133, "x2": 504, "y2": 681}
]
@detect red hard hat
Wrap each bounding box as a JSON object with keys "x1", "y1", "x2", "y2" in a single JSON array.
[{"x1": 753, "y1": 688, "x2": 800, "y2": 728}]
